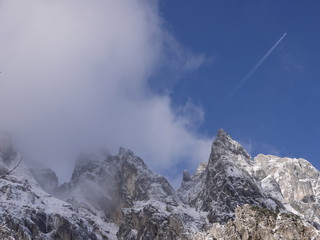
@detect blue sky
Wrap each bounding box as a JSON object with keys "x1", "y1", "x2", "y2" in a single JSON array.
[
  {"x1": 0, "y1": 0, "x2": 318, "y2": 184},
  {"x1": 160, "y1": 0, "x2": 320, "y2": 170}
]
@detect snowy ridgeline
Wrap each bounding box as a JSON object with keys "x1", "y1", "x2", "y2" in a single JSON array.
[{"x1": 0, "y1": 130, "x2": 319, "y2": 239}]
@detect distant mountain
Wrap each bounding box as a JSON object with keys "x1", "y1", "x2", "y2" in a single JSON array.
[{"x1": 0, "y1": 130, "x2": 319, "y2": 239}]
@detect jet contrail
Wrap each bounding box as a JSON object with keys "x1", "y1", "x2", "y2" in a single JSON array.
[{"x1": 226, "y1": 33, "x2": 287, "y2": 100}]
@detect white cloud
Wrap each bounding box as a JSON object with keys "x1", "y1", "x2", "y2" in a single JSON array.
[{"x1": 0, "y1": 0, "x2": 212, "y2": 183}]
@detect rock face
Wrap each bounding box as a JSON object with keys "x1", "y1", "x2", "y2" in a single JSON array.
[
  {"x1": 117, "y1": 202, "x2": 207, "y2": 240},
  {"x1": 179, "y1": 129, "x2": 320, "y2": 237},
  {"x1": 253, "y1": 154, "x2": 320, "y2": 229},
  {"x1": 58, "y1": 148, "x2": 208, "y2": 239},
  {"x1": 0, "y1": 139, "x2": 116, "y2": 240},
  {"x1": 59, "y1": 148, "x2": 181, "y2": 220},
  {"x1": 0, "y1": 130, "x2": 320, "y2": 239},
  {"x1": 178, "y1": 129, "x2": 283, "y2": 222},
  {"x1": 197, "y1": 204, "x2": 320, "y2": 240}
]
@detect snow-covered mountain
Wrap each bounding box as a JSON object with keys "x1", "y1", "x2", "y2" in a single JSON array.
[
  {"x1": 252, "y1": 154, "x2": 320, "y2": 229},
  {"x1": 0, "y1": 134, "x2": 117, "y2": 239},
  {"x1": 0, "y1": 130, "x2": 319, "y2": 239},
  {"x1": 56, "y1": 147, "x2": 208, "y2": 239},
  {"x1": 178, "y1": 129, "x2": 283, "y2": 223}
]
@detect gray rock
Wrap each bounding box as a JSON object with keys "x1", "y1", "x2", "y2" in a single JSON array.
[
  {"x1": 1, "y1": 130, "x2": 320, "y2": 239},
  {"x1": 198, "y1": 204, "x2": 320, "y2": 240},
  {"x1": 253, "y1": 154, "x2": 320, "y2": 229},
  {"x1": 179, "y1": 129, "x2": 283, "y2": 223}
]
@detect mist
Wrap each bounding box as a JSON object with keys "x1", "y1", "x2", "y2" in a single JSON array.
[{"x1": 0, "y1": 0, "x2": 212, "y2": 184}]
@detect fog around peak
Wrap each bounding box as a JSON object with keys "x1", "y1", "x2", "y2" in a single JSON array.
[{"x1": 0, "y1": 0, "x2": 211, "y2": 183}]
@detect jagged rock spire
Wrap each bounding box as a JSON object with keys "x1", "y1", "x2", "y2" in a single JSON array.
[
  {"x1": 211, "y1": 129, "x2": 251, "y2": 162},
  {"x1": 178, "y1": 129, "x2": 283, "y2": 223}
]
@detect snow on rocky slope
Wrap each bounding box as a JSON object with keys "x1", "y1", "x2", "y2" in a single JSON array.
[
  {"x1": 0, "y1": 134, "x2": 117, "y2": 239},
  {"x1": 178, "y1": 129, "x2": 284, "y2": 223},
  {"x1": 1, "y1": 130, "x2": 320, "y2": 239},
  {"x1": 252, "y1": 154, "x2": 320, "y2": 229},
  {"x1": 196, "y1": 204, "x2": 320, "y2": 240},
  {"x1": 57, "y1": 147, "x2": 208, "y2": 239},
  {"x1": 179, "y1": 129, "x2": 320, "y2": 239}
]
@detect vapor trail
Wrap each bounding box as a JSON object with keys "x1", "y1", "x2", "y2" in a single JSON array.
[{"x1": 226, "y1": 33, "x2": 287, "y2": 100}]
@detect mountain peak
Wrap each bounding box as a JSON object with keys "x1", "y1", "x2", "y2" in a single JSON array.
[
  {"x1": 1, "y1": 129, "x2": 320, "y2": 239},
  {"x1": 118, "y1": 147, "x2": 135, "y2": 157},
  {"x1": 217, "y1": 128, "x2": 228, "y2": 138},
  {"x1": 212, "y1": 129, "x2": 251, "y2": 160}
]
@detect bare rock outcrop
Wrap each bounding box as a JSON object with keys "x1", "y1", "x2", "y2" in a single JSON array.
[
  {"x1": 178, "y1": 129, "x2": 283, "y2": 223},
  {"x1": 197, "y1": 204, "x2": 320, "y2": 240}
]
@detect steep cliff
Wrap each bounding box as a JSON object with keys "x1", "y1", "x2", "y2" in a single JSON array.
[
  {"x1": 178, "y1": 129, "x2": 283, "y2": 223},
  {"x1": 58, "y1": 148, "x2": 208, "y2": 239},
  {"x1": 0, "y1": 135, "x2": 117, "y2": 240},
  {"x1": 196, "y1": 204, "x2": 320, "y2": 240},
  {"x1": 253, "y1": 154, "x2": 320, "y2": 229}
]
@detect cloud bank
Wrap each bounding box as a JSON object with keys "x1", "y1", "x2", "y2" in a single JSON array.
[{"x1": 0, "y1": 0, "x2": 211, "y2": 183}]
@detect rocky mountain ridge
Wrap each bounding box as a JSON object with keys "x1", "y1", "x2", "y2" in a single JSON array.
[
  {"x1": 178, "y1": 129, "x2": 284, "y2": 223},
  {"x1": 196, "y1": 204, "x2": 319, "y2": 240},
  {"x1": 0, "y1": 150, "x2": 117, "y2": 239},
  {"x1": 0, "y1": 130, "x2": 319, "y2": 239}
]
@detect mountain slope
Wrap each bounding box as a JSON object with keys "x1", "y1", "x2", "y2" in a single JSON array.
[
  {"x1": 253, "y1": 154, "x2": 320, "y2": 229},
  {"x1": 178, "y1": 129, "x2": 283, "y2": 222},
  {"x1": 0, "y1": 137, "x2": 117, "y2": 239},
  {"x1": 58, "y1": 148, "x2": 208, "y2": 239},
  {"x1": 197, "y1": 204, "x2": 320, "y2": 240},
  {"x1": 1, "y1": 130, "x2": 320, "y2": 239}
]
